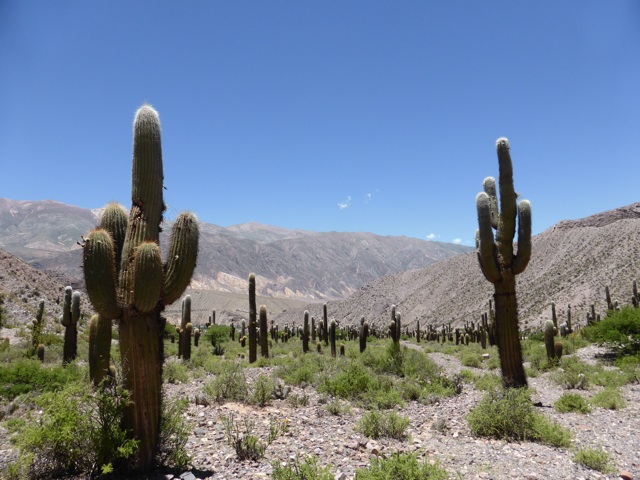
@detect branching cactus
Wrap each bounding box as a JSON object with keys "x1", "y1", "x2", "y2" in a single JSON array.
[
  {"x1": 248, "y1": 273, "x2": 257, "y2": 363},
  {"x1": 259, "y1": 305, "x2": 269, "y2": 358},
  {"x1": 89, "y1": 314, "x2": 112, "y2": 386},
  {"x1": 82, "y1": 105, "x2": 199, "y2": 471},
  {"x1": 476, "y1": 138, "x2": 531, "y2": 388}
]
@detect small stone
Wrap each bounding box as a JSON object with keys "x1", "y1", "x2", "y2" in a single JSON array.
[
  {"x1": 179, "y1": 472, "x2": 197, "y2": 480},
  {"x1": 334, "y1": 472, "x2": 347, "y2": 480},
  {"x1": 619, "y1": 471, "x2": 633, "y2": 480}
]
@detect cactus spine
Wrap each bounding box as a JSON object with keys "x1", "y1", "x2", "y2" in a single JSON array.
[
  {"x1": 248, "y1": 273, "x2": 257, "y2": 363},
  {"x1": 88, "y1": 314, "x2": 112, "y2": 386},
  {"x1": 82, "y1": 105, "x2": 198, "y2": 471},
  {"x1": 259, "y1": 305, "x2": 269, "y2": 358},
  {"x1": 476, "y1": 138, "x2": 531, "y2": 388}
]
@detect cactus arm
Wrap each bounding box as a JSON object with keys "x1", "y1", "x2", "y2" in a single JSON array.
[
  {"x1": 83, "y1": 228, "x2": 120, "y2": 319},
  {"x1": 476, "y1": 193, "x2": 501, "y2": 283},
  {"x1": 512, "y1": 199, "x2": 532, "y2": 275},
  {"x1": 132, "y1": 242, "x2": 163, "y2": 313},
  {"x1": 482, "y1": 176, "x2": 499, "y2": 229},
  {"x1": 100, "y1": 202, "x2": 128, "y2": 277},
  {"x1": 161, "y1": 212, "x2": 199, "y2": 305},
  {"x1": 61, "y1": 286, "x2": 72, "y2": 327},
  {"x1": 495, "y1": 138, "x2": 517, "y2": 264}
]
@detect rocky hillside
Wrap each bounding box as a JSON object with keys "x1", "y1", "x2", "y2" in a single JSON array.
[
  {"x1": 0, "y1": 198, "x2": 471, "y2": 300},
  {"x1": 273, "y1": 203, "x2": 640, "y2": 332}
]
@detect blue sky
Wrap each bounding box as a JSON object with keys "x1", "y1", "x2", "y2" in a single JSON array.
[{"x1": 1, "y1": 2, "x2": 639, "y2": 246}]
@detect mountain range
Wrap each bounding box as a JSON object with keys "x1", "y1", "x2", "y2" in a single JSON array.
[
  {"x1": 0, "y1": 198, "x2": 470, "y2": 301},
  {"x1": 2, "y1": 198, "x2": 639, "y2": 333}
]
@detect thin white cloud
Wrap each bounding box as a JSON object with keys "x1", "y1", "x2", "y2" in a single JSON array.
[
  {"x1": 364, "y1": 193, "x2": 372, "y2": 204},
  {"x1": 338, "y1": 196, "x2": 351, "y2": 210},
  {"x1": 426, "y1": 233, "x2": 437, "y2": 240},
  {"x1": 452, "y1": 238, "x2": 462, "y2": 244}
]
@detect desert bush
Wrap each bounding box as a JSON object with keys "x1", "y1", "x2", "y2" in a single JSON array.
[
  {"x1": 573, "y1": 447, "x2": 614, "y2": 473},
  {"x1": 0, "y1": 359, "x2": 83, "y2": 400},
  {"x1": 357, "y1": 410, "x2": 410, "y2": 440},
  {"x1": 163, "y1": 358, "x2": 190, "y2": 384},
  {"x1": 156, "y1": 397, "x2": 191, "y2": 470},
  {"x1": 250, "y1": 374, "x2": 274, "y2": 407},
  {"x1": 204, "y1": 362, "x2": 248, "y2": 403},
  {"x1": 467, "y1": 387, "x2": 572, "y2": 448},
  {"x1": 590, "y1": 388, "x2": 627, "y2": 410},
  {"x1": 272, "y1": 454, "x2": 333, "y2": 480},
  {"x1": 7, "y1": 380, "x2": 138, "y2": 478},
  {"x1": 554, "y1": 393, "x2": 592, "y2": 414},
  {"x1": 584, "y1": 306, "x2": 640, "y2": 356},
  {"x1": 324, "y1": 399, "x2": 350, "y2": 416},
  {"x1": 222, "y1": 414, "x2": 287, "y2": 461},
  {"x1": 354, "y1": 452, "x2": 448, "y2": 480}
]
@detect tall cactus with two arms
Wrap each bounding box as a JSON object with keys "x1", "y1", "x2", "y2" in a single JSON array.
[
  {"x1": 476, "y1": 138, "x2": 531, "y2": 388},
  {"x1": 82, "y1": 105, "x2": 199, "y2": 471}
]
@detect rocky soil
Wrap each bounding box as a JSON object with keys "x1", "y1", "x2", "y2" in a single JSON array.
[
  {"x1": 0, "y1": 344, "x2": 637, "y2": 480},
  {"x1": 166, "y1": 345, "x2": 637, "y2": 480}
]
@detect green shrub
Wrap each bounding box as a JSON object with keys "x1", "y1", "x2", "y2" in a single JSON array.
[
  {"x1": 459, "y1": 349, "x2": 482, "y2": 368},
  {"x1": 250, "y1": 374, "x2": 274, "y2": 407},
  {"x1": 590, "y1": 388, "x2": 627, "y2": 410},
  {"x1": 319, "y1": 362, "x2": 376, "y2": 400},
  {"x1": 163, "y1": 358, "x2": 190, "y2": 384},
  {"x1": 467, "y1": 387, "x2": 572, "y2": 448},
  {"x1": 573, "y1": 447, "x2": 614, "y2": 473},
  {"x1": 357, "y1": 410, "x2": 410, "y2": 440},
  {"x1": 584, "y1": 306, "x2": 640, "y2": 356},
  {"x1": 354, "y1": 452, "x2": 448, "y2": 480},
  {"x1": 7, "y1": 380, "x2": 138, "y2": 478},
  {"x1": 272, "y1": 455, "x2": 333, "y2": 480},
  {"x1": 324, "y1": 399, "x2": 350, "y2": 416},
  {"x1": 156, "y1": 397, "x2": 191, "y2": 470},
  {"x1": 222, "y1": 414, "x2": 287, "y2": 461},
  {"x1": 204, "y1": 362, "x2": 249, "y2": 403},
  {"x1": 554, "y1": 393, "x2": 592, "y2": 414},
  {"x1": 472, "y1": 372, "x2": 502, "y2": 392},
  {"x1": 205, "y1": 325, "x2": 232, "y2": 347},
  {"x1": 0, "y1": 359, "x2": 84, "y2": 400}
]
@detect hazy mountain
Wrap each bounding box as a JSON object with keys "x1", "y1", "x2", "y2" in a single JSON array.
[
  {"x1": 273, "y1": 203, "x2": 640, "y2": 332},
  {"x1": 0, "y1": 198, "x2": 471, "y2": 301}
]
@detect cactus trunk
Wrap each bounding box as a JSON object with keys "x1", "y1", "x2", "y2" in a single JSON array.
[{"x1": 119, "y1": 313, "x2": 164, "y2": 470}]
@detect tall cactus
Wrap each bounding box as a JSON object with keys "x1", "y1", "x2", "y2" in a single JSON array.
[
  {"x1": 82, "y1": 105, "x2": 199, "y2": 471},
  {"x1": 476, "y1": 138, "x2": 531, "y2": 388},
  {"x1": 302, "y1": 310, "x2": 310, "y2": 353},
  {"x1": 180, "y1": 295, "x2": 192, "y2": 360},
  {"x1": 259, "y1": 305, "x2": 269, "y2": 358},
  {"x1": 323, "y1": 303, "x2": 329, "y2": 346},
  {"x1": 330, "y1": 319, "x2": 336, "y2": 357},
  {"x1": 248, "y1": 273, "x2": 257, "y2": 363}
]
